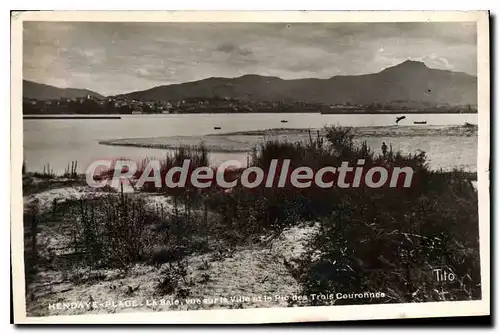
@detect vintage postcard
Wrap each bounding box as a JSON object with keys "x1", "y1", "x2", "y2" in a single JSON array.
[{"x1": 11, "y1": 10, "x2": 490, "y2": 324}]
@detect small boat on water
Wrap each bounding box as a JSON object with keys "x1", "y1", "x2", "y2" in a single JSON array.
[
  {"x1": 281, "y1": 120, "x2": 288, "y2": 123},
  {"x1": 214, "y1": 126, "x2": 222, "y2": 130},
  {"x1": 413, "y1": 121, "x2": 427, "y2": 125},
  {"x1": 395, "y1": 116, "x2": 406, "y2": 124}
]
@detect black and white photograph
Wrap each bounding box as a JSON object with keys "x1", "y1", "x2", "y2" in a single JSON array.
[{"x1": 11, "y1": 11, "x2": 490, "y2": 323}]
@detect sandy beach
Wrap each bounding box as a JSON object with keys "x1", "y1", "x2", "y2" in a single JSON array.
[
  {"x1": 24, "y1": 184, "x2": 319, "y2": 316},
  {"x1": 97, "y1": 124, "x2": 478, "y2": 171},
  {"x1": 98, "y1": 125, "x2": 478, "y2": 152}
]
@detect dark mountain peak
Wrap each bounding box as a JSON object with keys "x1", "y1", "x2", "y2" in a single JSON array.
[
  {"x1": 113, "y1": 62, "x2": 476, "y2": 106},
  {"x1": 239, "y1": 74, "x2": 263, "y2": 79},
  {"x1": 200, "y1": 74, "x2": 280, "y2": 82},
  {"x1": 23, "y1": 80, "x2": 104, "y2": 100},
  {"x1": 382, "y1": 60, "x2": 429, "y2": 73},
  {"x1": 400, "y1": 59, "x2": 428, "y2": 67},
  {"x1": 235, "y1": 74, "x2": 282, "y2": 81}
]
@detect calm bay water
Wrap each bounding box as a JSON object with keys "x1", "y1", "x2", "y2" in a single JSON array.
[{"x1": 23, "y1": 113, "x2": 478, "y2": 174}]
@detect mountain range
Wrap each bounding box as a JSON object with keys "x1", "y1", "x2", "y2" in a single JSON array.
[
  {"x1": 23, "y1": 80, "x2": 103, "y2": 100},
  {"x1": 24, "y1": 60, "x2": 477, "y2": 106}
]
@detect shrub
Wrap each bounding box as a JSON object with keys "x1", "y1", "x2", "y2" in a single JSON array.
[
  {"x1": 202, "y1": 125, "x2": 480, "y2": 304},
  {"x1": 68, "y1": 191, "x2": 161, "y2": 269},
  {"x1": 137, "y1": 144, "x2": 209, "y2": 195},
  {"x1": 286, "y1": 126, "x2": 481, "y2": 304},
  {"x1": 156, "y1": 259, "x2": 190, "y2": 295},
  {"x1": 33, "y1": 164, "x2": 55, "y2": 179},
  {"x1": 63, "y1": 160, "x2": 79, "y2": 178}
]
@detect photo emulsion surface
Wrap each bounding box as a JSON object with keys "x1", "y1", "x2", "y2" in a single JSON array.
[{"x1": 13, "y1": 12, "x2": 489, "y2": 323}]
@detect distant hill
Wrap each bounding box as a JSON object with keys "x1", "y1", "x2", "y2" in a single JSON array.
[
  {"x1": 115, "y1": 60, "x2": 477, "y2": 106},
  {"x1": 23, "y1": 80, "x2": 104, "y2": 100}
]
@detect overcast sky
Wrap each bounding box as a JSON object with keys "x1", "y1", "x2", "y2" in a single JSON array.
[{"x1": 23, "y1": 22, "x2": 477, "y2": 96}]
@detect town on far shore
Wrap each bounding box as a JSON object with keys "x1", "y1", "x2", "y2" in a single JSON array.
[{"x1": 23, "y1": 94, "x2": 478, "y2": 115}]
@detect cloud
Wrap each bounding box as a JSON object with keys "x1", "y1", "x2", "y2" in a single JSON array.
[
  {"x1": 216, "y1": 42, "x2": 253, "y2": 56},
  {"x1": 23, "y1": 22, "x2": 477, "y2": 96},
  {"x1": 135, "y1": 67, "x2": 151, "y2": 77},
  {"x1": 417, "y1": 54, "x2": 454, "y2": 70}
]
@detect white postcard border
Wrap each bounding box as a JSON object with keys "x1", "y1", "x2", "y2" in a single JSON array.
[{"x1": 10, "y1": 10, "x2": 490, "y2": 324}]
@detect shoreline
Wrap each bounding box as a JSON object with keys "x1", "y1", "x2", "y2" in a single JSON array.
[
  {"x1": 98, "y1": 124, "x2": 478, "y2": 153},
  {"x1": 23, "y1": 116, "x2": 122, "y2": 120},
  {"x1": 23, "y1": 111, "x2": 478, "y2": 116}
]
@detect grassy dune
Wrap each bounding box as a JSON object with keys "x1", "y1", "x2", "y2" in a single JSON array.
[{"x1": 23, "y1": 125, "x2": 480, "y2": 316}]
